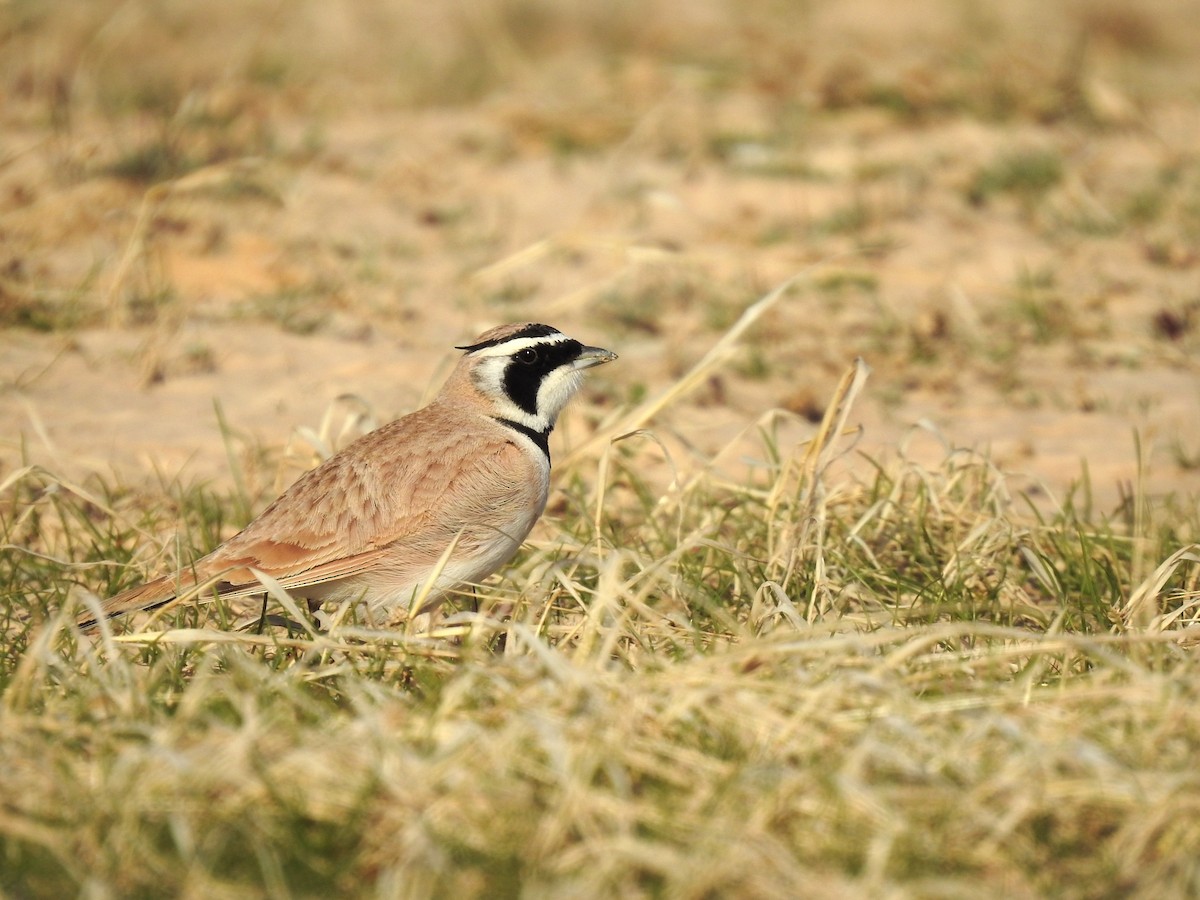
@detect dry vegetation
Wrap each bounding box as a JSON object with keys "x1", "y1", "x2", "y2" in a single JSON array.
[{"x1": 3, "y1": 0, "x2": 1200, "y2": 895}]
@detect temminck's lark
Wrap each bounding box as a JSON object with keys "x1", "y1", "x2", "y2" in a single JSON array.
[{"x1": 79, "y1": 323, "x2": 616, "y2": 630}]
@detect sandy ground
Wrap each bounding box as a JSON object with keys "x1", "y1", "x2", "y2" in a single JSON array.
[{"x1": 2, "y1": 0, "x2": 1199, "y2": 517}]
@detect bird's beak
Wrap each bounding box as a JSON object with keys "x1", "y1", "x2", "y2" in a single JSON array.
[{"x1": 573, "y1": 345, "x2": 618, "y2": 369}]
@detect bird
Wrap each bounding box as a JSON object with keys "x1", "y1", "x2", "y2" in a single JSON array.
[{"x1": 78, "y1": 322, "x2": 616, "y2": 631}]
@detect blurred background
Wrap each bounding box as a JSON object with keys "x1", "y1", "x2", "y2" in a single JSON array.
[{"x1": 2, "y1": 0, "x2": 1198, "y2": 508}]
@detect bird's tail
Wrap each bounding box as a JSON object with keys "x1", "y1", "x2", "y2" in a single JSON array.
[{"x1": 76, "y1": 572, "x2": 195, "y2": 631}]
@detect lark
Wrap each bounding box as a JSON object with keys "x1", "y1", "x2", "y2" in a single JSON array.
[{"x1": 80, "y1": 323, "x2": 616, "y2": 629}]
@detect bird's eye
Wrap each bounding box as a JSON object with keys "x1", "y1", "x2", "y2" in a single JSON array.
[{"x1": 515, "y1": 347, "x2": 540, "y2": 365}]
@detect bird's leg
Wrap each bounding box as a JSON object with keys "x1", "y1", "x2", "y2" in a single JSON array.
[
  {"x1": 488, "y1": 592, "x2": 514, "y2": 655},
  {"x1": 247, "y1": 593, "x2": 315, "y2": 635}
]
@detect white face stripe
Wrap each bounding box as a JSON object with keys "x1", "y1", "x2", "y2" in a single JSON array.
[{"x1": 465, "y1": 333, "x2": 568, "y2": 358}]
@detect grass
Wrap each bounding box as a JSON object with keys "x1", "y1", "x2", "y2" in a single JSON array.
[
  {"x1": 5, "y1": 0, "x2": 1200, "y2": 894},
  {"x1": 967, "y1": 149, "x2": 1065, "y2": 208},
  {"x1": 4, "y1": 291, "x2": 1200, "y2": 896}
]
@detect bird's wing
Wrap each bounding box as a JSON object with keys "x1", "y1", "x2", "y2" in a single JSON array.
[
  {"x1": 84, "y1": 409, "x2": 542, "y2": 626},
  {"x1": 204, "y1": 410, "x2": 539, "y2": 583}
]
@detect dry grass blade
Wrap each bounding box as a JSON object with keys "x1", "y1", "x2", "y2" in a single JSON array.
[
  {"x1": 561, "y1": 271, "x2": 804, "y2": 470},
  {"x1": 1122, "y1": 544, "x2": 1200, "y2": 631}
]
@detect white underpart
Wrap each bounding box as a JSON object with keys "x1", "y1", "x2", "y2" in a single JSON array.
[{"x1": 304, "y1": 503, "x2": 547, "y2": 618}]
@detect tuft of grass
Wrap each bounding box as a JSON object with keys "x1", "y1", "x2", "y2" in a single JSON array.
[
  {"x1": 593, "y1": 268, "x2": 744, "y2": 337},
  {"x1": 814, "y1": 270, "x2": 879, "y2": 295},
  {"x1": 1004, "y1": 265, "x2": 1076, "y2": 345},
  {"x1": 238, "y1": 280, "x2": 343, "y2": 335},
  {"x1": 0, "y1": 287, "x2": 94, "y2": 332},
  {"x1": 811, "y1": 198, "x2": 873, "y2": 237},
  {"x1": 104, "y1": 139, "x2": 197, "y2": 185},
  {"x1": 967, "y1": 150, "x2": 1064, "y2": 207},
  {"x1": 0, "y1": 260, "x2": 106, "y2": 332}
]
